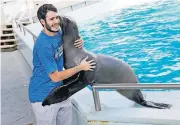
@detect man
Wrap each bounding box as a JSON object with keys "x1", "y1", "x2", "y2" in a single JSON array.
[{"x1": 28, "y1": 4, "x2": 96, "y2": 125}]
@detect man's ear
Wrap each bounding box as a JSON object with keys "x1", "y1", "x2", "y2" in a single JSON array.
[{"x1": 40, "y1": 19, "x2": 45, "y2": 27}]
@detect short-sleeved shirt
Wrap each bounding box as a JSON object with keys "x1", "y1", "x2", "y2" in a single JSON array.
[{"x1": 29, "y1": 30, "x2": 63, "y2": 103}]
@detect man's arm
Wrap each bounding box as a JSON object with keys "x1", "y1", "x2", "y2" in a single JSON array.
[
  {"x1": 49, "y1": 57, "x2": 95, "y2": 82},
  {"x1": 50, "y1": 37, "x2": 89, "y2": 82}
]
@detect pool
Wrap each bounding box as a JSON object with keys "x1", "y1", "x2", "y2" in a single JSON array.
[{"x1": 79, "y1": 0, "x2": 180, "y2": 83}]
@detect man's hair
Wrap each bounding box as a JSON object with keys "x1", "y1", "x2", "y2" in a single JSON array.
[{"x1": 37, "y1": 4, "x2": 57, "y2": 22}]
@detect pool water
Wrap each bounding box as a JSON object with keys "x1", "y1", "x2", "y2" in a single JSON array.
[{"x1": 79, "y1": 0, "x2": 180, "y2": 83}]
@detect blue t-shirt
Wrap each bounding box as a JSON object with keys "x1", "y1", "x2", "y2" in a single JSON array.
[{"x1": 29, "y1": 30, "x2": 63, "y2": 103}]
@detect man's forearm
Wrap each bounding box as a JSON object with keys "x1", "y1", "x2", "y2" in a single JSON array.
[{"x1": 50, "y1": 65, "x2": 82, "y2": 82}]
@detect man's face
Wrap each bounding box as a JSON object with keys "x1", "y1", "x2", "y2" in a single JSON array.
[{"x1": 41, "y1": 11, "x2": 60, "y2": 33}]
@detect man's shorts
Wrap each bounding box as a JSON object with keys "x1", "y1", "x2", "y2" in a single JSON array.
[{"x1": 31, "y1": 99, "x2": 72, "y2": 125}]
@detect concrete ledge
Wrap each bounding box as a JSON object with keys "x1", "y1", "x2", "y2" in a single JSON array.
[{"x1": 72, "y1": 88, "x2": 180, "y2": 125}]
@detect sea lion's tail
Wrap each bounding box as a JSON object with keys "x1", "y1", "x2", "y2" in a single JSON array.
[{"x1": 117, "y1": 89, "x2": 171, "y2": 109}]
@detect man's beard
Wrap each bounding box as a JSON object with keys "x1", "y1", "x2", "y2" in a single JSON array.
[{"x1": 45, "y1": 21, "x2": 60, "y2": 33}]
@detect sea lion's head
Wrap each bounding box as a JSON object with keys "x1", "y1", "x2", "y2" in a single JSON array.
[{"x1": 59, "y1": 16, "x2": 80, "y2": 42}]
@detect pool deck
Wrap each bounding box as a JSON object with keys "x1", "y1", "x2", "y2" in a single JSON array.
[{"x1": 1, "y1": 50, "x2": 35, "y2": 125}]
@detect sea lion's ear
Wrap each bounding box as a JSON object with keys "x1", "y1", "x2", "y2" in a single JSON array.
[
  {"x1": 73, "y1": 25, "x2": 76, "y2": 29},
  {"x1": 73, "y1": 22, "x2": 79, "y2": 37},
  {"x1": 59, "y1": 17, "x2": 66, "y2": 26}
]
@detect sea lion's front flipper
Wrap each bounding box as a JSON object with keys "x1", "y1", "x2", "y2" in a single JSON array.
[
  {"x1": 42, "y1": 71, "x2": 88, "y2": 106},
  {"x1": 141, "y1": 101, "x2": 172, "y2": 109}
]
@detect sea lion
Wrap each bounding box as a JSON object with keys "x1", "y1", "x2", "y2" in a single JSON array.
[{"x1": 42, "y1": 17, "x2": 171, "y2": 109}]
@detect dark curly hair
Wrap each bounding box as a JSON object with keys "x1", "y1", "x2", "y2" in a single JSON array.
[{"x1": 37, "y1": 4, "x2": 57, "y2": 26}]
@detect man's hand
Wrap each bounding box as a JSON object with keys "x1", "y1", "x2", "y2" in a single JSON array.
[
  {"x1": 74, "y1": 37, "x2": 84, "y2": 48},
  {"x1": 79, "y1": 56, "x2": 96, "y2": 71}
]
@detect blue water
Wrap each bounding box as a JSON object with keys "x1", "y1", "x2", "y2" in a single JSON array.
[{"x1": 79, "y1": 0, "x2": 180, "y2": 83}]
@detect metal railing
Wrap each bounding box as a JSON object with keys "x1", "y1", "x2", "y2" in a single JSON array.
[
  {"x1": 13, "y1": 0, "x2": 103, "y2": 41},
  {"x1": 92, "y1": 83, "x2": 180, "y2": 111},
  {"x1": 58, "y1": 0, "x2": 101, "y2": 13},
  {"x1": 15, "y1": 20, "x2": 37, "y2": 42}
]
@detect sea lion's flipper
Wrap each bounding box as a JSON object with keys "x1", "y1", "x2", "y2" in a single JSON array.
[
  {"x1": 42, "y1": 71, "x2": 88, "y2": 106},
  {"x1": 117, "y1": 89, "x2": 172, "y2": 109},
  {"x1": 42, "y1": 84, "x2": 69, "y2": 106},
  {"x1": 117, "y1": 89, "x2": 144, "y2": 104},
  {"x1": 141, "y1": 101, "x2": 172, "y2": 109}
]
